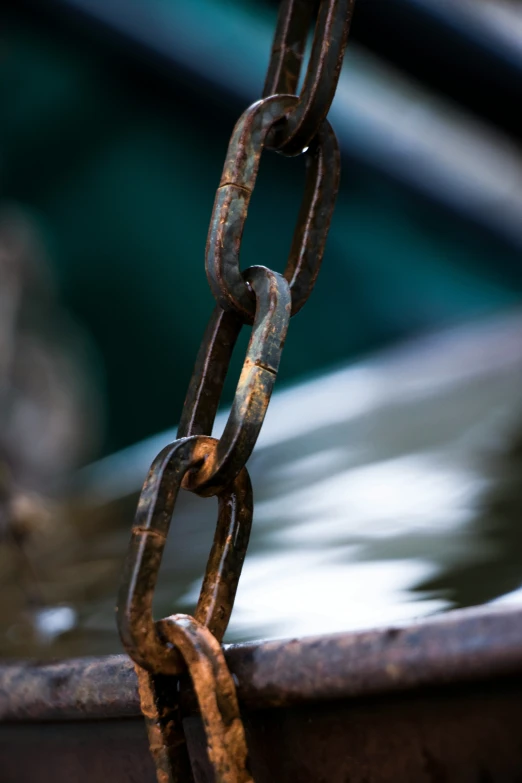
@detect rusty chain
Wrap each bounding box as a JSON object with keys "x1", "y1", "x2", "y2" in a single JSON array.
[
  {"x1": 264, "y1": 0, "x2": 354, "y2": 156},
  {"x1": 117, "y1": 1, "x2": 353, "y2": 780},
  {"x1": 205, "y1": 97, "x2": 339, "y2": 322}
]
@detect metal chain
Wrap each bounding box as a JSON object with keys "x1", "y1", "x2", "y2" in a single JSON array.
[
  {"x1": 179, "y1": 265, "x2": 291, "y2": 496},
  {"x1": 205, "y1": 97, "x2": 340, "y2": 323},
  {"x1": 117, "y1": 2, "x2": 353, "y2": 781},
  {"x1": 118, "y1": 436, "x2": 253, "y2": 675},
  {"x1": 264, "y1": 0, "x2": 354, "y2": 156}
]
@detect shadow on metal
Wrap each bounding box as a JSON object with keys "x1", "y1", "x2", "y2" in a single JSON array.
[{"x1": 1, "y1": 603, "x2": 522, "y2": 781}]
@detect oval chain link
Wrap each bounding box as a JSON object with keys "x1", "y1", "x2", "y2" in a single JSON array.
[
  {"x1": 118, "y1": 435, "x2": 253, "y2": 675},
  {"x1": 179, "y1": 265, "x2": 290, "y2": 495},
  {"x1": 206, "y1": 95, "x2": 340, "y2": 321},
  {"x1": 158, "y1": 615, "x2": 254, "y2": 783}
]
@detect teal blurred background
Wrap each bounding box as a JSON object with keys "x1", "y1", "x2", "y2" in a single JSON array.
[{"x1": 3, "y1": 0, "x2": 522, "y2": 458}]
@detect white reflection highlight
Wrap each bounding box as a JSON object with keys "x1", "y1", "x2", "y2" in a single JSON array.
[
  {"x1": 80, "y1": 310, "x2": 522, "y2": 504},
  {"x1": 181, "y1": 552, "x2": 446, "y2": 640},
  {"x1": 77, "y1": 310, "x2": 522, "y2": 641},
  {"x1": 258, "y1": 454, "x2": 485, "y2": 544},
  {"x1": 33, "y1": 606, "x2": 76, "y2": 643},
  {"x1": 491, "y1": 587, "x2": 522, "y2": 606}
]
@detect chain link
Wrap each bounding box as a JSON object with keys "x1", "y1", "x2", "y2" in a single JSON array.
[
  {"x1": 264, "y1": 0, "x2": 354, "y2": 156},
  {"x1": 158, "y1": 615, "x2": 254, "y2": 783},
  {"x1": 118, "y1": 435, "x2": 253, "y2": 675},
  {"x1": 117, "y1": 2, "x2": 352, "y2": 780},
  {"x1": 179, "y1": 266, "x2": 290, "y2": 496},
  {"x1": 206, "y1": 96, "x2": 340, "y2": 322}
]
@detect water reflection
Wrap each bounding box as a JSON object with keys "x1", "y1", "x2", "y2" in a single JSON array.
[
  {"x1": 74, "y1": 309, "x2": 522, "y2": 651},
  {"x1": 4, "y1": 310, "x2": 522, "y2": 657}
]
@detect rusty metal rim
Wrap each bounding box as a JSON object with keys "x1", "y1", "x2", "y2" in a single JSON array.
[{"x1": 1, "y1": 603, "x2": 521, "y2": 722}]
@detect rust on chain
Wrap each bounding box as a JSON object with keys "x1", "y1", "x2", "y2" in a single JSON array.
[
  {"x1": 115, "y1": 3, "x2": 351, "y2": 781},
  {"x1": 117, "y1": 435, "x2": 253, "y2": 675},
  {"x1": 263, "y1": 0, "x2": 317, "y2": 98},
  {"x1": 206, "y1": 95, "x2": 340, "y2": 321},
  {"x1": 133, "y1": 665, "x2": 193, "y2": 783},
  {"x1": 158, "y1": 615, "x2": 254, "y2": 783},
  {"x1": 179, "y1": 265, "x2": 290, "y2": 496},
  {"x1": 176, "y1": 307, "x2": 242, "y2": 441},
  {"x1": 264, "y1": 0, "x2": 354, "y2": 156},
  {"x1": 4, "y1": 605, "x2": 522, "y2": 722}
]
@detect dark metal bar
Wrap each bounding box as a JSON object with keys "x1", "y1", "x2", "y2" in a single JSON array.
[
  {"x1": 1, "y1": 604, "x2": 522, "y2": 722},
  {"x1": 228, "y1": 603, "x2": 522, "y2": 709},
  {"x1": 0, "y1": 654, "x2": 140, "y2": 721}
]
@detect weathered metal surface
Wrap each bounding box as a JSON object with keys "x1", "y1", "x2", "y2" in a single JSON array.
[
  {"x1": 176, "y1": 307, "x2": 242, "y2": 443},
  {"x1": 117, "y1": 436, "x2": 254, "y2": 780},
  {"x1": 226, "y1": 604, "x2": 522, "y2": 709},
  {"x1": 159, "y1": 615, "x2": 253, "y2": 783},
  {"x1": 1, "y1": 670, "x2": 522, "y2": 781},
  {"x1": 2, "y1": 1, "x2": 521, "y2": 777},
  {"x1": 134, "y1": 663, "x2": 193, "y2": 783},
  {"x1": 0, "y1": 720, "x2": 157, "y2": 783},
  {"x1": 264, "y1": 0, "x2": 354, "y2": 156},
  {"x1": 2, "y1": 605, "x2": 522, "y2": 780},
  {"x1": 50, "y1": 309, "x2": 522, "y2": 658},
  {"x1": 180, "y1": 267, "x2": 291, "y2": 495},
  {"x1": 117, "y1": 436, "x2": 253, "y2": 675},
  {"x1": 185, "y1": 680, "x2": 522, "y2": 782},
  {"x1": 263, "y1": 0, "x2": 315, "y2": 98},
  {"x1": 0, "y1": 654, "x2": 139, "y2": 721},
  {"x1": 119, "y1": 3, "x2": 350, "y2": 774},
  {"x1": 206, "y1": 96, "x2": 340, "y2": 321},
  {"x1": 2, "y1": 604, "x2": 522, "y2": 722}
]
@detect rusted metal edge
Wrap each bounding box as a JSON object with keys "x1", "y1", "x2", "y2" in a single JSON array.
[{"x1": 1, "y1": 603, "x2": 521, "y2": 722}]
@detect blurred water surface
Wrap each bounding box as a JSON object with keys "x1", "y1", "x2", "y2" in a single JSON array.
[
  {"x1": 2, "y1": 0, "x2": 522, "y2": 664},
  {"x1": 23, "y1": 308, "x2": 516, "y2": 659}
]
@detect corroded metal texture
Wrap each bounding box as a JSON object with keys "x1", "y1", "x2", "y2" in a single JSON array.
[
  {"x1": 206, "y1": 96, "x2": 340, "y2": 321},
  {"x1": 226, "y1": 603, "x2": 522, "y2": 709},
  {"x1": 240, "y1": 680, "x2": 522, "y2": 782},
  {"x1": 3, "y1": 604, "x2": 522, "y2": 781},
  {"x1": 0, "y1": 654, "x2": 139, "y2": 721},
  {"x1": 2, "y1": 605, "x2": 522, "y2": 722},
  {"x1": 184, "y1": 680, "x2": 522, "y2": 782},
  {"x1": 3, "y1": 680, "x2": 522, "y2": 783},
  {"x1": 134, "y1": 664, "x2": 193, "y2": 783},
  {"x1": 264, "y1": 0, "x2": 354, "y2": 156},
  {"x1": 2, "y1": 605, "x2": 522, "y2": 780},
  {"x1": 180, "y1": 266, "x2": 291, "y2": 495},
  {"x1": 263, "y1": 0, "x2": 315, "y2": 98},
  {"x1": 123, "y1": 2, "x2": 351, "y2": 774},
  {"x1": 117, "y1": 435, "x2": 253, "y2": 675},
  {"x1": 117, "y1": 435, "x2": 254, "y2": 781},
  {"x1": 176, "y1": 307, "x2": 242, "y2": 442},
  {"x1": 159, "y1": 615, "x2": 253, "y2": 783}
]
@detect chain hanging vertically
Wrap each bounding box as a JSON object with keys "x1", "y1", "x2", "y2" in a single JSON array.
[{"x1": 117, "y1": 1, "x2": 354, "y2": 781}]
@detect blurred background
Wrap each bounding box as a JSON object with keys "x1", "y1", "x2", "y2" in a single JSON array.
[{"x1": 1, "y1": 0, "x2": 522, "y2": 659}]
